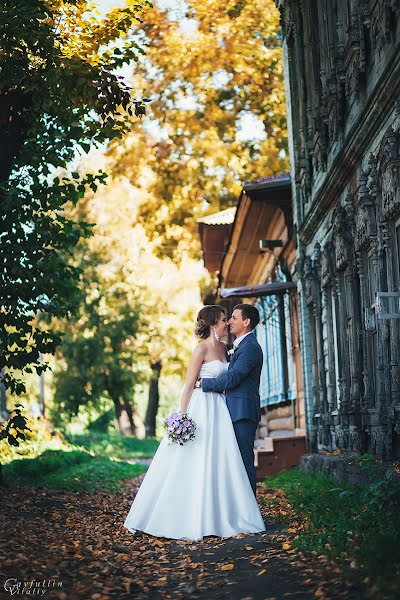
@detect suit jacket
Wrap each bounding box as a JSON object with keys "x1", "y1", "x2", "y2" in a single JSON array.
[{"x1": 202, "y1": 333, "x2": 263, "y2": 424}]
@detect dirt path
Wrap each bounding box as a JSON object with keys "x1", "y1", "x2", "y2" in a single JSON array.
[{"x1": 0, "y1": 478, "x2": 360, "y2": 599}]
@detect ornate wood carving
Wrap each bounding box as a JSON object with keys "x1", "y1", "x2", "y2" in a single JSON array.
[
  {"x1": 378, "y1": 127, "x2": 400, "y2": 221},
  {"x1": 370, "y1": 0, "x2": 399, "y2": 54},
  {"x1": 335, "y1": 424, "x2": 350, "y2": 452},
  {"x1": 349, "y1": 427, "x2": 362, "y2": 452},
  {"x1": 369, "y1": 425, "x2": 392, "y2": 458},
  {"x1": 282, "y1": 0, "x2": 297, "y2": 42},
  {"x1": 320, "y1": 242, "x2": 334, "y2": 288},
  {"x1": 279, "y1": 0, "x2": 400, "y2": 197},
  {"x1": 277, "y1": 0, "x2": 400, "y2": 461},
  {"x1": 303, "y1": 255, "x2": 316, "y2": 306},
  {"x1": 333, "y1": 204, "x2": 354, "y2": 271},
  {"x1": 355, "y1": 170, "x2": 377, "y2": 250}
]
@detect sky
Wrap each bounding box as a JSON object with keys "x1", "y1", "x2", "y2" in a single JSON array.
[
  {"x1": 93, "y1": 0, "x2": 266, "y2": 143},
  {"x1": 95, "y1": 0, "x2": 123, "y2": 17},
  {"x1": 95, "y1": 0, "x2": 197, "y2": 33}
]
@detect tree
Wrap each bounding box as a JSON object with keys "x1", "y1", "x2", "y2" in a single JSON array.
[
  {"x1": 109, "y1": 0, "x2": 288, "y2": 260},
  {"x1": 52, "y1": 257, "x2": 143, "y2": 435},
  {"x1": 100, "y1": 0, "x2": 288, "y2": 430},
  {"x1": 0, "y1": 0, "x2": 151, "y2": 397},
  {"x1": 52, "y1": 169, "x2": 204, "y2": 436},
  {"x1": 136, "y1": 266, "x2": 201, "y2": 437}
]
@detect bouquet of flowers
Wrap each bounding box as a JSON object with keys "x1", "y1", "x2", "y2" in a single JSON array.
[{"x1": 164, "y1": 411, "x2": 197, "y2": 446}]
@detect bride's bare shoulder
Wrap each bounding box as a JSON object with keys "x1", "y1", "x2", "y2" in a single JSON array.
[{"x1": 191, "y1": 341, "x2": 207, "y2": 359}]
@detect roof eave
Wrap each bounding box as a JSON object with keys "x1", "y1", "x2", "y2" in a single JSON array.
[{"x1": 243, "y1": 174, "x2": 291, "y2": 194}]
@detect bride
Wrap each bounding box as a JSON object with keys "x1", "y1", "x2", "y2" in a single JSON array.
[{"x1": 124, "y1": 305, "x2": 266, "y2": 541}]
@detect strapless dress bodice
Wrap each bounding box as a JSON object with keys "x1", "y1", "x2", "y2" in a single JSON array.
[{"x1": 199, "y1": 359, "x2": 228, "y2": 379}]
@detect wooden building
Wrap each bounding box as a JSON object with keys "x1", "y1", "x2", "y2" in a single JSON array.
[{"x1": 198, "y1": 174, "x2": 306, "y2": 476}]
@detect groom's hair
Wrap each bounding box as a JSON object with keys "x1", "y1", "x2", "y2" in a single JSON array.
[{"x1": 234, "y1": 304, "x2": 260, "y2": 330}]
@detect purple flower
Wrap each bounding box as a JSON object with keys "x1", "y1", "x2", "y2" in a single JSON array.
[{"x1": 165, "y1": 411, "x2": 197, "y2": 445}]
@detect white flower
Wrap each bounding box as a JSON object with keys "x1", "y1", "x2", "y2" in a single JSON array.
[{"x1": 227, "y1": 348, "x2": 235, "y2": 356}]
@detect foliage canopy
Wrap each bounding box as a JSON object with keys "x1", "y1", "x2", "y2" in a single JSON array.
[
  {"x1": 110, "y1": 0, "x2": 288, "y2": 260},
  {"x1": 0, "y1": 0, "x2": 151, "y2": 395}
]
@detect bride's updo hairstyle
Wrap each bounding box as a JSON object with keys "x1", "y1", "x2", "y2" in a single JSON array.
[{"x1": 195, "y1": 305, "x2": 225, "y2": 339}]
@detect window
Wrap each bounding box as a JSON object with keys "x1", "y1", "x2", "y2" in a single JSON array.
[{"x1": 255, "y1": 274, "x2": 297, "y2": 408}]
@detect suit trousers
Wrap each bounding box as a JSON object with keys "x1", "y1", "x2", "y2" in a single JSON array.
[{"x1": 233, "y1": 418, "x2": 258, "y2": 497}]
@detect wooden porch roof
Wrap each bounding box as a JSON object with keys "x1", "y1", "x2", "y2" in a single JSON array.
[
  {"x1": 197, "y1": 207, "x2": 236, "y2": 273},
  {"x1": 220, "y1": 173, "x2": 292, "y2": 289}
]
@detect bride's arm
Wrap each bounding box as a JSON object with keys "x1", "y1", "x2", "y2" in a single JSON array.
[{"x1": 179, "y1": 345, "x2": 206, "y2": 413}]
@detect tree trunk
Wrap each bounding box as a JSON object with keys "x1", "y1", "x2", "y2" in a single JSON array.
[
  {"x1": 39, "y1": 353, "x2": 45, "y2": 417},
  {"x1": 111, "y1": 393, "x2": 136, "y2": 436},
  {"x1": 145, "y1": 361, "x2": 162, "y2": 438},
  {"x1": 111, "y1": 395, "x2": 125, "y2": 434},
  {"x1": 121, "y1": 395, "x2": 137, "y2": 436},
  {"x1": 0, "y1": 369, "x2": 7, "y2": 420}
]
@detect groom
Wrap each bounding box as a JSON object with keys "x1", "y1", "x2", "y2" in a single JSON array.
[{"x1": 200, "y1": 304, "x2": 263, "y2": 497}]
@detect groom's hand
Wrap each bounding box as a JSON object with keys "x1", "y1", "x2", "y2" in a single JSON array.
[{"x1": 194, "y1": 378, "x2": 202, "y2": 389}]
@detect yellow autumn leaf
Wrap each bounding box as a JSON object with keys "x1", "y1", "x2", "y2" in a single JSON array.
[
  {"x1": 282, "y1": 542, "x2": 291, "y2": 550},
  {"x1": 220, "y1": 563, "x2": 234, "y2": 571},
  {"x1": 257, "y1": 569, "x2": 267, "y2": 576}
]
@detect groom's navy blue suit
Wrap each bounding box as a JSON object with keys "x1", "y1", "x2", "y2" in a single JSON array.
[{"x1": 202, "y1": 333, "x2": 263, "y2": 496}]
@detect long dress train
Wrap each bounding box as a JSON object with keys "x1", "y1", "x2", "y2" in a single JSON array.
[{"x1": 124, "y1": 359, "x2": 266, "y2": 541}]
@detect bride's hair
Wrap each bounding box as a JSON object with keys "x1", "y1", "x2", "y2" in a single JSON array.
[{"x1": 195, "y1": 305, "x2": 225, "y2": 339}]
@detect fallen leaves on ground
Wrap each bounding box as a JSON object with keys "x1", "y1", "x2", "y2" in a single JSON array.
[{"x1": 0, "y1": 477, "x2": 360, "y2": 599}]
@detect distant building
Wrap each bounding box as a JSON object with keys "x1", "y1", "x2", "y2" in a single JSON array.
[{"x1": 277, "y1": 0, "x2": 400, "y2": 459}]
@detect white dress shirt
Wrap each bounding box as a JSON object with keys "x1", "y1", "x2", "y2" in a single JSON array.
[{"x1": 233, "y1": 331, "x2": 253, "y2": 348}]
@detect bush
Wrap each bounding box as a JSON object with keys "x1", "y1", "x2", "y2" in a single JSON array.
[
  {"x1": 3, "y1": 448, "x2": 146, "y2": 491},
  {"x1": 87, "y1": 409, "x2": 115, "y2": 433},
  {"x1": 0, "y1": 415, "x2": 66, "y2": 465},
  {"x1": 4, "y1": 449, "x2": 93, "y2": 482},
  {"x1": 265, "y1": 467, "x2": 400, "y2": 598}
]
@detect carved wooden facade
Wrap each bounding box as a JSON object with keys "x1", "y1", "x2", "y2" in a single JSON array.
[{"x1": 277, "y1": 0, "x2": 400, "y2": 458}]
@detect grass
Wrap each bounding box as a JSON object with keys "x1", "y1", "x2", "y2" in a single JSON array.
[
  {"x1": 1, "y1": 429, "x2": 159, "y2": 492},
  {"x1": 64, "y1": 431, "x2": 160, "y2": 460},
  {"x1": 264, "y1": 467, "x2": 400, "y2": 599},
  {"x1": 3, "y1": 448, "x2": 147, "y2": 491}
]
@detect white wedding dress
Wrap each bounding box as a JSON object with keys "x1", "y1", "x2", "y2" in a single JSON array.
[{"x1": 124, "y1": 360, "x2": 266, "y2": 541}]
